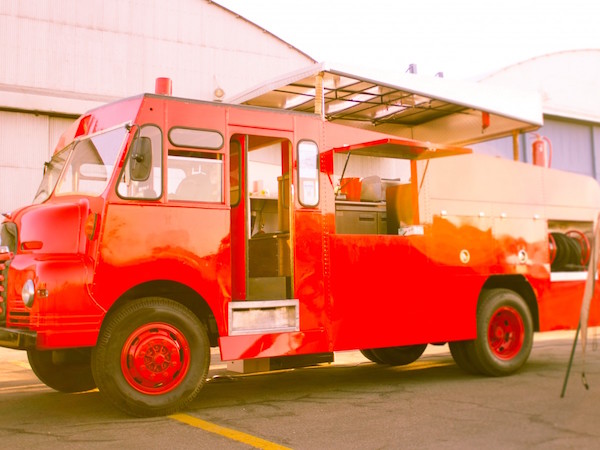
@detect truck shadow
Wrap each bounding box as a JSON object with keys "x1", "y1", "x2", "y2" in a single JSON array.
[
  {"x1": 0, "y1": 351, "x2": 579, "y2": 421},
  {"x1": 190, "y1": 352, "x2": 572, "y2": 412}
]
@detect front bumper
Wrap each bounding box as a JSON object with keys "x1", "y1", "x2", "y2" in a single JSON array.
[{"x1": 0, "y1": 327, "x2": 37, "y2": 349}]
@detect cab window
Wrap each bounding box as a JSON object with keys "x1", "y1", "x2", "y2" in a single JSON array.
[
  {"x1": 166, "y1": 127, "x2": 224, "y2": 203},
  {"x1": 117, "y1": 124, "x2": 163, "y2": 200},
  {"x1": 167, "y1": 150, "x2": 223, "y2": 202}
]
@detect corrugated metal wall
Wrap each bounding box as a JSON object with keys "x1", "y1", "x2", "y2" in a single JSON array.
[
  {"x1": 1, "y1": 3, "x2": 598, "y2": 213},
  {"x1": 536, "y1": 119, "x2": 596, "y2": 177},
  {"x1": 0, "y1": 112, "x2": 48, "y2": 212},
  {"x1": 0, "y1": 112, "x2": 72, "y2": 212},
  {"x1": 0, "y1": 0, "x2": 313, "y2": 101},
  {"x1": 474, "y1": 50, "x2": 600, "y2": 182},
  {"x1": 472, "y1": 118, "x2": 600, "y2": 181},
  {"x1": 0, "y1": 0, "x2": 314, "y2": 214}
]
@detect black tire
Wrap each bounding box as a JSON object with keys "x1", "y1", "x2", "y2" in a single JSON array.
[
  {"x1": 360, "y1": 349, "x2": 386, "y2": 364},
  {"x1": 27, "y1": 348, "x2": 96, "y2": 393},
  {"x1": 449, "y1": 340, "x2": 481, "y2": 374},
  {"x1": 550, "y1": 232, "x2": 569, "y2": 271},
  {"x1": 370, "y1": 344, "x2": 428, "y2": 366},
  {"x1": 551, "y1": 232, "x2": 583, "y2": 271},
  {"x1": 467, "y1": 289, "x2": 533, "y2": 377},
  {"x1": 92, "y1": 297, "x2": 210, "y2": 417}
]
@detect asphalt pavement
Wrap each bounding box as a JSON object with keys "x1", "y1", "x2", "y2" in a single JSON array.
[{"x1": 1, "y1": 329, "x2": 600, "y2": 449}]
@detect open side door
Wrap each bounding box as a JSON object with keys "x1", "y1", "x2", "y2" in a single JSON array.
[{"x1": 229, "y1": 134, "x2": 294, "y2": 301}]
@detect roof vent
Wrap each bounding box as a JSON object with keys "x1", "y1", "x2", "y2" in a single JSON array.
[{"x1": 155, "y1": 77, "x2": 172, "y2": 95}]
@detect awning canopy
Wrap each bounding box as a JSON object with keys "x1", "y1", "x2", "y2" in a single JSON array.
[
  {"x1": 227, "y1": 62, "x2": 543, "y2": 146},
  {"x1": 332, "y1": 138, "x2": 472, "y2": 160}
]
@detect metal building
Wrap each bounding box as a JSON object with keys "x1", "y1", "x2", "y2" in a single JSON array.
[
  {"x1": 473, "y1": 49, "x2": 600, "y2": 180},
  {"x1": 1, "y1": 2, "x2": 599, "y2": 214},
  {"x1": 0, "y1": 0, "x2": 314, "y2": 212}
]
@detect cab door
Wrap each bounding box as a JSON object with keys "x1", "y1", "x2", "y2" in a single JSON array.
[{"x1": 229, "y1": 134, "x2": 293, "y2": 301}]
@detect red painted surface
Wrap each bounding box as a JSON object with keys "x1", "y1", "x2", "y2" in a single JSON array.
[
  {"x1": 93, "y1": 202, "x2": 231, "y2": 334},
  {"x1": 121, "y1": 322, "x2": 190, "y2": 394},
  {"x1": 229, "y1": 134, "x2": 247, "y2": 302},
  {"x1": 487, "y1": 306, "x2": 524, "y2": 360}
]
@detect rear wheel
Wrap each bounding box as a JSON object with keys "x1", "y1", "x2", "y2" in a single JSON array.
[
  {"x1": 370, "y1": 344, "x2": 428, "y2": 366},
  {"x1": 27, "y1": 348, "x2": 96, "y2": 393},
  {"x1": 92, "y1": 297, "x2": 210, "y2": 417},
  {"x1": 467, "y1": 289, "x2": 533, "y2": 376},
  {"x1": 449, "y1": 341, "x2": 481, "y2": 374},
  {"x1": 360, "y1": 349, "x2": 385, "y2": 364}
]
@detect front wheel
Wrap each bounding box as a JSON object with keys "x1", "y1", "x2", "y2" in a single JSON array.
[
  {"x1": 92, "y1": 297, "x2": 210, "y2": 417},
  {"x1": 467, "y1": 289, "x2": 533, "y2": 376},
  {"x1": 27, "y1": 348, "x2": 96, "y2": 393}
]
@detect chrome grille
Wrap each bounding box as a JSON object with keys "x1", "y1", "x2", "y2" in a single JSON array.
[
  {"x1": 7, "y1": 309, "x2": 31, "y2": 328},
  {"x1": 0, "y1": 221, "x2": 17, "y2": 325}
]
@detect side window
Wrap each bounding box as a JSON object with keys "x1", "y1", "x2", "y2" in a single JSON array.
[
  {"x1": 166, "y1": 127, "x2": 225, "y2": 203},
  {"x1": 167, "y1": 150, "x2": 223, "y2": 203},
  {"x1": 169, "y1": 127, "x2": 223, "y2": 149},
  {"x1": 117, "y1": 125, "x2": 163, "y2": 199},
  {"x1": 230, "y1": 139, "x2": 241, "y2": 206},
  {"x1": 297, "y1": 140, "x2": 319, "y2": 207}
]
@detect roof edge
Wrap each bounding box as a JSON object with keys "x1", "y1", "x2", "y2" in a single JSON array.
[{"x1": 210, "y1": 1, "x2": 317, "y2": 63}]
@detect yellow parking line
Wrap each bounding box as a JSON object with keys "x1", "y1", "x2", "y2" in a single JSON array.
[
  {"x1": 0, "y1": 383, "x2": 48, "y2": 393},
  {"x1": 169, "y1": 413, "x2": 291, "y2": 450},
  {"x1": 401, "y1": 361, "x2": 454, "y2": 371}
]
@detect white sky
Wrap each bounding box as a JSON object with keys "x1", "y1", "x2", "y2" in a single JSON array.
[{"x1": 215, "y1": 0, "x2": 600, "y2": 79}]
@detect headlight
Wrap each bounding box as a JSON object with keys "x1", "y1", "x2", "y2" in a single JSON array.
[{"x1": 22, "y1": 279, "x2": 35, "y2": 307}]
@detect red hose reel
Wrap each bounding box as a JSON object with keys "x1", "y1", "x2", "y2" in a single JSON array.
[{"x1": 548, "y1": 230, "x2": 591, "y2": 270}]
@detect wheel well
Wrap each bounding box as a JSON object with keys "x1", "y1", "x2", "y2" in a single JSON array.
[
  {"x1": 105, "y1": 280, "x2": 220, "y2": 346},
  {"x1": 481, "y1": 275, "x2": 540, "y2": 332}
]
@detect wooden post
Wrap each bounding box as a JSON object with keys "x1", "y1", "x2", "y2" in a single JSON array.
[
  {"x1": 512, "y1": 131, "x2": 520, "y2": 161},
  {"x1": 315, "y1": 72, "x2": 325, "y2": 119}
]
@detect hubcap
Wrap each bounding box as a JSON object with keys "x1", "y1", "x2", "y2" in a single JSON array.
[
  {"x1": 487, "y1": 306, "x2": 524, "y2": 360},
  {"x1": 121, "y1": 323, "x2": 191, "y2": 394}
]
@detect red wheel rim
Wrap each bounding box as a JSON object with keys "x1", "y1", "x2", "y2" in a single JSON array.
[
  {"x1": 121, "y1": 323, "x2": 191, "y2": 395},
  {"x1": 548, "y1": 233, "x2": 557, "y2": 264},
  {"x1": 566, "y1": 229, "x2": 591, "y2": 265},
  {"x1": 487, "y1": 306, "x2": 524, "y2": 360}
]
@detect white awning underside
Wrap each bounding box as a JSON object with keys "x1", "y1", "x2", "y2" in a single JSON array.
[{"x1": 227, "y1": 62, "x2": 542, "y2": 146}]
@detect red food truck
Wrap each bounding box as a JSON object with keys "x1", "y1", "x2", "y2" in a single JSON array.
[{"x1": 1, "y1": 74, "x2": 599, "y2": 416}]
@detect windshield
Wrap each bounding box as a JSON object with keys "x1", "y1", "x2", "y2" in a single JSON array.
[
  {"x1": 33, "y1": 143, "x2": 73, "y2": 204},
  {"x1": 33, "y1": 124, "x2": 130, "y2": 204}
]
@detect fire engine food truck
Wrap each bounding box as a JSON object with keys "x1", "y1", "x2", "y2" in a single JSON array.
[{"x1": 1, "y1": 70, "x2": 599, "y2": 417}]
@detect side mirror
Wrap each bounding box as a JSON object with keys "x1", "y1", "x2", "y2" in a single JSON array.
[{"x1": 129, "y1": 136, "x2": 152, "y2": 181}]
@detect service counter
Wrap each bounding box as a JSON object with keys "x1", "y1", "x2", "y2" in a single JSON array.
[{"x1": 335, "y1": 200, "x2": 387, "y2": 235}]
